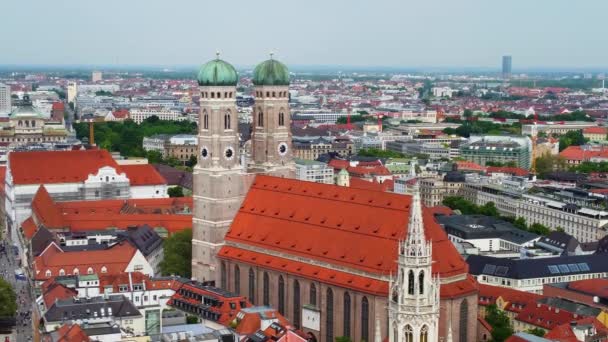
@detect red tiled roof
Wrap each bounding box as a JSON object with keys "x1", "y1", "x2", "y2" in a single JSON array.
[
  {"x1": 349, "y1": 177, "x2": 393, "y2": 192},
  {"x1": 121, "y1": 164, "x2": 167, "y2": 186},
  {"x1": 21, "y1": 217, "x2": 38, "y2": 239},
  {"x1": 515, "y1": 303, "x2": 586, "y2": 330},
  {"x1": 477, "y1": 317, "x2": 493, "y2": 333},
  {"x1": 31, "y1": 186, "x2": 66, "y2": 228},
  {"x1": 478, "y1": 284, "x2": 543, "y2": 312},
  {"x1": 545, "y1": 317, "x2": 608, "y2": 341},
  {"x1": 220, "y1": 175, "x2": 472, "y2": 297},
  {"x1": 566, "y1": 278, "x2": 608, "y2": 298},
  {"x1": 455, "y1": 160, "x2": 486, "y2": 172},
  {"x1": 42, "y1": 282, "x2": 78, "y2": 308},
  {"x1": 486, "y1": 166, "x2": 530, "y2": 177},
  {"x1": 559, "y1": 146, "x2": 608, "y2": 161},
  {"x1": 50, "y1": 324, "x2": 90, "y2": 342},
  {"x1": 583, "y1": 127, "x2": 608, "y2": 135},
  {"x1": 9, "y1": 150, "x2": 120, "y2": 185},
  {"x1": 235, "y1": 308, "x2": 291, "y2": 335},
  {"x1": 34, "y1": 242, "x2": 137, "y2": 280},
  {"x1": 112, "y1": 109, "x2": 129, "y2": 119}
]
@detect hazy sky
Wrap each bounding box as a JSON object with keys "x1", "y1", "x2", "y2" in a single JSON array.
[{"x1": 2, "y1": 0, "x2": 607, "y2": 69}]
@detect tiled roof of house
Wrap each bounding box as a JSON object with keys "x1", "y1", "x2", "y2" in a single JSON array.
[
  {"x1": 34, "y1": 242, "x2": 137, "y2": 281},
  {"x1": 50, "y1": 323, "x2": 90, "y2": 342},
  {"x1": 583, "y1": 127, "x2": 608, "y2": 135},
  {"x1": 121, "y1": 164, "x2": 166, "y2": 186},
  {"x1": 515, "y1": 302, "x2": 588, "y2": 330},
  {"x1": 486, "y1": 166, "x2": 530, "y2": 177}
]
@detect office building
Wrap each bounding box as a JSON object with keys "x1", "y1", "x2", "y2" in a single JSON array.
[
  {"x1": 294, "y1": 159, "x2": 334, "y2": 184},
  {"x1": 0, "y1": 83, "x2": 11, "y2": 116},
  {"x1": 502, "y1": 55, "x2": 512, "y2": 79},
  {"x1": 459, "y1": 136, "x2": 532, "y2": 169}
]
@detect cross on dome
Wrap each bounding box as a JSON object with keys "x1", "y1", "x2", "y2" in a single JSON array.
[
  {"x1": 216, "y1": 51, "x2": 221, "y2": 60},
  {"x1": 269, "y1": 51, "x2": 274, "y2": 60}
]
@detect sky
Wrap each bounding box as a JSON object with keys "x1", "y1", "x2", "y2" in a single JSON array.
[{"x1": 2, "y1": 0, "x2": 607, "y2": 70}]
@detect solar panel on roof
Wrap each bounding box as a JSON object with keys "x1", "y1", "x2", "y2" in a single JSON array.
[
  {"x1": 558, "y1": 265, "x2": 570, "y2": 273},
  {"x1": 548, "y1": 265, "x2": 560, "y2": 274},
  {"x1": 578, "y1": 263, "x2": 590, "y2": 272},
  {"x1": 495, "y1": 266, "x2": 509, "y2": 276},
  {"x1": 567, "y1": 264, "x2": 580, "y2": 272},
  {"x1": 482, "y1": 264, "x2": 497, "y2": 275}
]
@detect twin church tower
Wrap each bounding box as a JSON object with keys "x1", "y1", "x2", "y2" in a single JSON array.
[{"x1": 192, "y1": 54, "x2": 295, "y2": 282}]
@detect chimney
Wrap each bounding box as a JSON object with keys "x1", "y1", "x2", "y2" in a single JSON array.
[{"x1": 570, "y1": 321, "x2": 577, "y2": 327}]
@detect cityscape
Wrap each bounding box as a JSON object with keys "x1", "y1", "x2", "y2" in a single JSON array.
[{"x1": 2, "y1": 1, "x2": 608, "y2": 342}]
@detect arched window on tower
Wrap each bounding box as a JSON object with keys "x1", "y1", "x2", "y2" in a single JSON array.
[
  {"x1": 234, "y1": 265, "x2": 240, "y2": 294},
  {"x1": 278, "y1": 276, "x2": 285, "y2": 314},
  {"x1": 211, "y1": 92, "x2": 215, "y2": 98},
  {"x1": 326, "y1": 288, "x2": 334, "y2": 342},
  {"x1": 258, "y1": 111, "x2": 264, "y2": 127},
  {"x1": 310, "y1": 283, "x2": 317, "y2": 306},
  {"x1": 248, "y1": 268, "x2": 255, "y2": 303},
  {"x1": 278, "y1": 112, "x2": 285, "y2": 126},
  {"x1": 263, "y1": 272, "x2": 270, "y2": 306},
  {"x1": 343, "y1": 292, "x2": 351, "y2": 338},
  {"x1": 293, "y1": 280, "x2": 301, "y2": 328},
  {"x1": 420, "y1": 325, "x2": 428, "y2": 342},
  {"x1": 224, "y1": 111, "x2": 231, "y2": 130},
  {"x1": 203, "y1": 110, "x2": 208, "y2": 130},
  {"x1": 221, "y1": 262, "x2": 226, "y2": 289},
  {"x1": 419, "y1": 270, "x2": 425, "y2": 295},
  {"x1": 459, "y1": 299, "x2": 469, "y2": 342},
  {"x1": 361, "y1": 296, "x2": 369, "y2": 342},
  {"x1": 404, "y1": 325, "x2": 413, "y2": 342},
  {"x1": 408, "y1": 270, "x2": 415, "y2": 295}
]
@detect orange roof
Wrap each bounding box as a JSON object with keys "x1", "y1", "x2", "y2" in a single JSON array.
[
  {"x1": 51, "y1": 324, "x2": 90, "y2": 342},
  {"x1": 220, "y1": 175, "x2": 472, "y2": 297},
  {"x1": 455, "y1": 160, "x2": 486, "y2": 172},
  {"x1": 42, "y1": 282, "x2": 79, "y2": 308},
  {"x1": 32, "y1": 186, "x2": 66, "y2": 228},
  {"x1": 545, "y1": 317, "x2": 608, "y2": 341},
  {"x1": 235, "y1": 308, "x2": 291, "y2": 335},
  {"x1": 486, "y1": 166, "x2": 530, "y2": 177},
  {"x1": 9, "y1": 150, "x2": 119, "y2": 185},
  {"x1": 583, "y1": 127, "x2": 608, "y2": 134},
  {"x1": 478, "y1": 284, "x2": 543, "y2": 312},
  {"x1": 559, "y1": 146, "x2": 608, "y2": 161},
  {"x1": 515, "y1": 303, "x2": 585, "y2": 330},
  {"x1": 121, "y1": 164, "x2": 167, "y2": 186},
  {"x1": 349, "y1": 177, "x2": 394, "y2": 192},
  {"x1": 566, "y1": 278, "x2": 608, "y2": 298},
  {"x1": 34, "y1": 242, "x2": 137, "y2": 280},
  {"x1": 21, "y1": 217, "x2": 38, "y2": 239}
]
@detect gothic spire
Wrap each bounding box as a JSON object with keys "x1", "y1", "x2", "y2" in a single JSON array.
[{"x1": 407, "y1": 182, "x2": 425, "y2": 245}]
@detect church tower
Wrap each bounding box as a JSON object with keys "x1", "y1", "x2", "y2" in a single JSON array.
[
  {"x1": 388, "y1": 183, "x2": 440, "y2": 342},
  {"x1": 192, "y1": 54, "x2": 248, "y2": 283},
  {"x1": 250, "y1": 54, "x2": 295, "y2": 177}
]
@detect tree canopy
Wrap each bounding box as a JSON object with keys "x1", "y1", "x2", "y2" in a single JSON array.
[
  {"x1": 357, "y1": 148, "x2": 406, "y2": 159},
  {"x1": 0, "y1": 278, "x2": 16, "y2": 318},
  {"x1": 160, "y1": 229, "x2": 192, "y2": 278},
  {"x1": 559, "y1": 130, "x2": 588, "y2": 151},
  {"x1": 73, "y1": 118, "x2": 197, "y2": 157},
  {"x1": 485, "y1": 304, "x2": 514, "y2": 342}
]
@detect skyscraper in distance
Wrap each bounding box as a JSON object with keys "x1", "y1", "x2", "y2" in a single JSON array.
[
  {"x1": 502, "y1": 55, "x2": 512, "y2": 79},
  {"x1": 0, "y1": 83, "x2": 11, "y2": 117}
]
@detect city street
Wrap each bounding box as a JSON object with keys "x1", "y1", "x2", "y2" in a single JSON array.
[{"x1": 0, "y1": 241, "x2": 33, "y2": 342}]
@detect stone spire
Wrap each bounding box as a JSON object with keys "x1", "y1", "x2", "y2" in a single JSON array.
[
  {"x1": 446, "y1": 314, "x2": 453, "y2": 342},
  {"x1": 406, "y1": 182, "x2": 427, "y2": 252}
]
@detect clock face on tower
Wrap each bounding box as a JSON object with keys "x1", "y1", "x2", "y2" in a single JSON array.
[
  {"x1": 278, "y1": 142, "x2": 288, "y2": 156},
  {"x1": 224, "y1": 146, "x2": 235, "y2": 160},
  {"x1": 201, "y1": 146, "x2": 209, "y2": 159}
]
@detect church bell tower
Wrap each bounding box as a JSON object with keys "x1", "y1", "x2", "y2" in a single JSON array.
[
  {"x1": 250, "y1": 54, "x2": 295, "y2": 178},
  {"x1": 388, "y1": 183, "x2": 440, "y2": 342},
  {"x1": 192, "y1": 54, "x2": 248, "y2": 283}
]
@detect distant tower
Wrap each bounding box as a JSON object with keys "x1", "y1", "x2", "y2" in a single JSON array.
[
  {"x1": 0, "y1": 83, "x2": 11, "y2": 117},
  {"x1": 191, "y1": 54, "x2": 248, "y2": 283},
  {"x1": 92, "y1": 71, "x2": 103, "y2": 82},
  {"x1": 336, "y1": 168, "x2": 350, "y2": 187},
  {"x1": 502, "y1": 55, "x2": 512, "y2": 79},
  {"x1": 67, "y1": 82, "x2": 78, "y2": 103},
  {"x1": 250, "y1": 54, "x2": 295, "y2": 178},
  {"x1": 388, "y1": 183, "x2": 440, "y2": 342}
]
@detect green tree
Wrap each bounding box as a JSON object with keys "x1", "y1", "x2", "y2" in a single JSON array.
[
  {"x1": 513, "y1": 217, "x2": 527, "y2": 230},
  {"x1": 146, "y1": 150, "x2": 164, "y2": 164},
  {"x1": 525, "y1": 328, "x2": 545, "y2": 337},
  {"x1": 478, "y1": 202, "x2": 500, "y2": 217},
  {"x1": 168, "y1": 186, "x2": 184, "y2": 198},
  {"x1": 95, "y1": 90, "x2": 113, "y2": 96},
  {"x1": 0, "y1": 278, "x2": 17, "y2": 318},
  {"x1": 160, "y1": 229, "x2": 193, "y2": 278},
  {"x1": 185, "y1": 155, "x2": 197, "y2": 168},
  {"x1": 337, "y1": 115, "x2": 366, "y2": 124},
  {"x1": 559, "y1": 130, "x2": 587, "y2": 151},
  {"x1": 485, "y1": 304, "x2": 514, "y2": 342},
  {"x1": 357, "y1": 148, "x2": 406, "y2": 158},
  {"x1": 528, "y1": 223, "x2": 551, "y2": 236}
]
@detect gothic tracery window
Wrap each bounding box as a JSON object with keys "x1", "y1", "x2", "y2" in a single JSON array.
[
  {"x1": 361, "y1": 296, "x2": 369, "y2": 342},
  {"x1": 293, "y1": 280, "x2": 301, "y2": 328},
  {"x1": 248, "y1": 268, "x2": 255, "y2": 303},
  {"x1": 326, "y1": 288, "x2": 334, "y2": 342},
  {"x1": 234, "y1": 265, "x2": 240, "y2": 293},
  {"x1": 459, "y1": 299, "x2": 469, "y2": 342},
  {"x1": 408, "y1": 270, "x2": 415, "y2": 295},
  {"x1": 419, "y1": 270, "x2": 425, "y2": 295},
  {"x1": 278, "y1": 276, "x2": 285, "y2": 314},
  {"x1": 420, "y1": 325, "x2": 428, "y2": 342},
  {"x1": 263, "y1": 272, "x2": 270, "y2": 306},
  {"x1": 278, "y1": 112, "x2": 285, "y2": 126},
  {"x1": 221, "y1": 261, "x2": 226, "y2": 289},
  {"x1": 343, "y1": 292, "x2": 351, "y2": 338},
  {"x1": 258, "y1": 111, "x2": 264, "y2": 127},
  {"x1": 203, "y1": 110, "x2": 209, "y2": 129},
  {"x1": 404, "y1": 325, "x2": 413, "y2": 342},
  {"x1": 310, "y1": 283, "x2": 317, "y2": 306}
]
